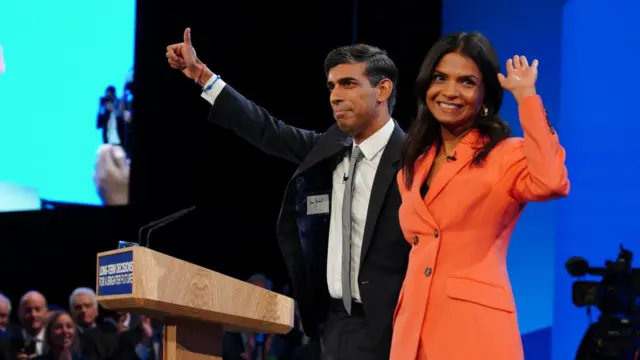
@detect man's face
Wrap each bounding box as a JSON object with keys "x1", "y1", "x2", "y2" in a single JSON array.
[
  {"x1": 327, "y1": 63, "x2": 380, "y2": 137},
  {"x1": 70, "y1": 294, "x2": 97, "y2": 327},
  {"x1": 19, "y1": 293, "x2": 47, "y2": 334}
]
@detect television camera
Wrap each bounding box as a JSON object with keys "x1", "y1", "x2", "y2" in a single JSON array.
[{"x1": 566, "y1": 244, "x2": 640, "y2": 360}]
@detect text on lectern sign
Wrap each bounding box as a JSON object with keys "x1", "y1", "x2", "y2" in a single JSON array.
[{"x1": 98, "y1": 250, "x2": 133, "y2": 295}]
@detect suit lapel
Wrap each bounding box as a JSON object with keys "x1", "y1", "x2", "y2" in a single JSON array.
[
  {"x1": 293, "y1": 127, "x2": 350, "y2": 179},
  {"x1": 359, "y1": 124, "x2": 404, "y2": 264}
]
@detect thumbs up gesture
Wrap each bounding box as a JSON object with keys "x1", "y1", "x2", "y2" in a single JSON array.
[{"x1": 166, "y1": 28, "x2": 202, "y2": 80}]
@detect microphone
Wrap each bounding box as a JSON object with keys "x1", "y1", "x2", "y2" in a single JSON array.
[
  {"x1": 343, "y1": 173, "x2": 348, "y2": 183},
  {"x1": 137, "y1": 205, "x2": 197, "y2": 248},
  {"x1": 565, "y1": 256, "x2": 590, "y2": 277},
  {"x1": 565, "y1": 256, "x2": 610, "y2": 277},
  {"x1": 446, "y1": 151, "x2": 457, "y2": 162}
]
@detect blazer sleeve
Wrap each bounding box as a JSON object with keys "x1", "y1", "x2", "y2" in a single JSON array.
[
  {"x1": 500, "y1": 95, "x2": 570, "y2": 203},
  {"x1": 205, "y1": 82, "x2": 322, "y2": 165}
]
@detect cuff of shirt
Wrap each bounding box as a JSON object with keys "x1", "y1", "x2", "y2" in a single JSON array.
[
  {"x1": 200, "y1": 75, "x2": 226, "y2": 105},
  {"x1": 135, "y1": 343, "x2": 151, "y2": 360}
]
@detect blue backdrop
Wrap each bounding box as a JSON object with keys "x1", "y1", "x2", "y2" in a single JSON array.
[
  {"x1": 442, "y1": 0, "x2": 640, "y2": 358},
  {"x1": 0, "y1": 0, "x2": 136, "y2": 209},
  {"x1": 553, "y1": 1, "x2": 640, "y2": 359}
]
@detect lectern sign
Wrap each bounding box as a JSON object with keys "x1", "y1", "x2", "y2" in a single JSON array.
[{"x1": 97, "y1": 250, "x2": 134, "y2": 296}]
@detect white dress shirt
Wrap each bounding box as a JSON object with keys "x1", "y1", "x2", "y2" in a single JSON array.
[
  {"x1": 106, "y1": 111, "x2": 121, "y2": 144},
  {"x1": 22, "y1": 328, "x2": 44, "y2": 355},
  {"x1": 326, "y1": 119, "x2": 394, "y2": 302},
  {"x1": 200, "y1": 76, "x2": 395, "y2": 302},
  {"x1": 200, "y1": 75, "x2": 227, "y2": 104}
]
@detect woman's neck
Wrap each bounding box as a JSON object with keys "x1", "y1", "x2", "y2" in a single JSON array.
[{"x1": 440, "y1": 124, "x2": 473, "y2": 155}]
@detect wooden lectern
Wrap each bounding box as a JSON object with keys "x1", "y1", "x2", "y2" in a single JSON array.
[{"x1": 95, "y1": 247, "x2": 295, "y2": 360}]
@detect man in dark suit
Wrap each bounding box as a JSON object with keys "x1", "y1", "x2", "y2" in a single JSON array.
[
  {"x1": 166, "y1": 28, "x2": 411, "y2": 359},
  {"x1": 96, "y1": 86, "x2": 126, "y2": 146},
  {"x1": 68, "y1": 288, "x2": 118, "y2": 360},
  {"x1": 0, "y1": 291, "x2": 48, "y2": 360}
]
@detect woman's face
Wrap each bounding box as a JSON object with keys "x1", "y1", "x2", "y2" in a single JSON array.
[
  {"x1": 426, "y1": 52, "x2": 485, "y2": 131},
  {"x1": 50, "y1": 314, "x2": 75, "y2": 349}
]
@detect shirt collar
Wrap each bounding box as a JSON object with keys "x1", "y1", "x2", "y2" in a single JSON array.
[
  {"x1": 354, "y1": 118, "x2": 395, "y2": 160},
  {"x1": 22, "y1": 328, "x2": 44, "y2": 342}
]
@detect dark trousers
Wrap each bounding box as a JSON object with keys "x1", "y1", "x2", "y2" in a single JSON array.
[{"x1": 321, "y1": 299, "x2": 377, "y2": 360}]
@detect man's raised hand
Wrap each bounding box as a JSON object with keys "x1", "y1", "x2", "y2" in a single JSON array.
[{"x1": 166, "y1": 28, "x2": 202, "y2": 80}]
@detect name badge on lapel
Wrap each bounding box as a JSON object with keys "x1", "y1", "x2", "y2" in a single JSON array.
[{"x1": 307, "y1": 194, "x2": 330, "y2": 215}]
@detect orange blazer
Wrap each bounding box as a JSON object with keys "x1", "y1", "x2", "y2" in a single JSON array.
[{"x1": 389, "y1": 95, "x2": 570, "y2": 360}]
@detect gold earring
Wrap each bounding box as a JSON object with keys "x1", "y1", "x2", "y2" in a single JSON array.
[{"x1": 481, "y1": 105, "x2": 489, "y2": 117}]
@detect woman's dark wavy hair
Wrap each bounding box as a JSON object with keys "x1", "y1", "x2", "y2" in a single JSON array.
[{"x1": 401, "y1": 32, "x2": 511, "y2": 189}]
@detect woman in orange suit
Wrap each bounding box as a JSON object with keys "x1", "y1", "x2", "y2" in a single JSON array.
[{"x1": 389, "y1": 32, "x2": 569, "y2": 360}]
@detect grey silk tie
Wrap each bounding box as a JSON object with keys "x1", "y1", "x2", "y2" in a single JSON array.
[{"x1": 342, "y1": 146, "x2": 365, "y2": 315}]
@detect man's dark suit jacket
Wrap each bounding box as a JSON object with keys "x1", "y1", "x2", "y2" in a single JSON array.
[
  {"x1": 96, "y1": 110, "x2": 126, "y2": 146},
  {"x1": 79, "y1": 323, "x2": 118, "y2": 360},
  {"x1": 105, "y1": 325, "x2": 158, "y2": 360},
  {"x1": 207, "y1": 85, "x2": 411, "y2": 358}
]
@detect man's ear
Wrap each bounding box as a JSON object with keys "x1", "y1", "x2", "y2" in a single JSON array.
[{"x1": 376, "y1": 79, "x2": 393, "y2": 104}]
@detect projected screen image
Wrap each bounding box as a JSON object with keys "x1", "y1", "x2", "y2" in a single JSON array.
[{"x1": 0, "y1": 0, "x2": 136, "y2": 211}]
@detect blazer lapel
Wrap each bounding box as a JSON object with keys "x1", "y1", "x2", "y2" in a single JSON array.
[
  {"x1": 424, "y1": 130, "x2": 483, "y2": 206},
  {"x1": 409, "y1": 146, "x2": 438, "y2": 228},
  {"x1": 360, "y1": 124, "x2": 404, "y2": 264}
]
